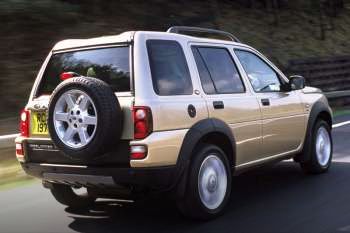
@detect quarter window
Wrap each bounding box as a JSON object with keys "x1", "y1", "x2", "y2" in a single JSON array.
[
  {"x1": 147, "y1": 40, "x2": 193, "y2": 95},
  {"x1": 192, "y1": 47, "x2": 244, "y2": 94},
  {"x1": 235, "y1": 50, "x2": 281, "y2": 92}
]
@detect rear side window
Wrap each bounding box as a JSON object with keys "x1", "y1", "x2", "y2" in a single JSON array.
[
  {"x1": 37, "y1": 46, "x2": 130, "y2": 96},
  {"x1": 192, "y1": 47, "x2": 245, "y2": 94},
  {"x1": 147, "y1": 40, "x2": 193, "y2": 96}
]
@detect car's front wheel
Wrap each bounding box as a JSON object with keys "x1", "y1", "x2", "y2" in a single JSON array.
[
  {"x1": 300, "y1": 120, "x2": 333, "y2": 174},
  {"x1": 50, "y1": 183, "x2": 96, "y2": 208},
  {"x1": 177, "y1": 144, "x2": 232, "y2": 220}
]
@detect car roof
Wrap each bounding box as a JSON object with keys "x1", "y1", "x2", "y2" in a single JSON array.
[
  {"x1": 52, "y1": 31, "x2": 135, "y2": 51},
  {"x1": 52, "y1": 30, "x2": 251, "y2": 52}
]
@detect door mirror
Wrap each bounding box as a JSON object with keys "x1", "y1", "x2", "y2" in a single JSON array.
[{"x1": 288, "y1": 75, "x2": 305, "y2": 90}]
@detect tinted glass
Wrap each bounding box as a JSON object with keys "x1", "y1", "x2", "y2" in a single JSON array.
[
  {"x1": 147, "y1": 40, "x2": 193, "y2": 95},
  {"x1": 235, "y1": 50, "x2": 281, "y2": 92},
  {"x1": 191, "y1": 47, "x2": 216, "y2": 94},
  {"x1": 38, "y1": 46, "x2": 130, "y2": 95},
  {"x1": 196, "y1": 47, "x2": 244, "y2": 94}
]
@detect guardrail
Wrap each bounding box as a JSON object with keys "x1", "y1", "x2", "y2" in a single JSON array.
[
  {"x1": 325, "y1": 90, "x2": 350, "y2": 107},
  {"x1": 325, "y1": 90, "x2": 350, "y2": 99},
  {"x1": 0, "y1": 133, "x2": 19, "y2": 149}
]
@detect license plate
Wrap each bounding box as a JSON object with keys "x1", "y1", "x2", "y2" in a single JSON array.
[{"x1": 31, "y1": 111, "x2": 49, "y2": 135}]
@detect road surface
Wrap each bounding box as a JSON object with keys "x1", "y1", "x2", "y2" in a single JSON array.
[{"x1": 0, "y1": 116, "x2": 349, "y2": 233}]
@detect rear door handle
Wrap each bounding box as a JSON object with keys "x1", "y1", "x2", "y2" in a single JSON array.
[
  {"x1": 261, "y1": 98, "x2": 270, "y2": 106},
  {"x1": 213, "y1": 101, "x2": 224, "y2": 109}
]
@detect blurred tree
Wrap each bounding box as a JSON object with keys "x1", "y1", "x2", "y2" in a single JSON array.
[
  {"x1": 210, "y1": 0, "x2": 222, "y2": 29},
  {"x1": 311, "y1": 0, "x2": 342, "y2": 40}
]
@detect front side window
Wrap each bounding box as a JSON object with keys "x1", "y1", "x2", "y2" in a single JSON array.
[
  {"x1": 235, "y1": 50, "x2": 281, "y2": 92},
  {"x1": 38, "y1": 46, "x2": 130, "y2": 96},
  {"x1": 192, "y1": 46, "x2": 245, "y2": 94},
  {"x1": 147, "y1": 40, "x2": 193, "y2": 96}
]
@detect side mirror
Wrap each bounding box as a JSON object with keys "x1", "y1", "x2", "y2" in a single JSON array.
[{"x1": 288, "y1": 75, "x2": 305, "y2": 90}]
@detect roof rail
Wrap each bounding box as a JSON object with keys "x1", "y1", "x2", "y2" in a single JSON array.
[{"x1": 166, "y1": 26, "x2": 241, "y2": 43}]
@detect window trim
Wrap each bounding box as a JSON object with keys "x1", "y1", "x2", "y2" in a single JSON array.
[
  {"x1": 234, "y1": 48, "x2": 288, "y2": 94},
  {"x1": 191, "y1": 45, "x2": 246, "y2": 95},
  {"x1": 146, "y1": 39, "x2": 194, "y2": 96},
  {"x1": 191, "y1": 46, "x2": 217, "y2": 95}
]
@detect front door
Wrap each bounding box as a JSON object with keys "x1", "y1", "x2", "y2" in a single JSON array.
[{"x1": 235, "y1": 49, "x2": 305, "y2": 157}]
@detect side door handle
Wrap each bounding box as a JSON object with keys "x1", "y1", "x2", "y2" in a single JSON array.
[
  {"x1": 213, "y1": 101, "x2": 224, "y2": 109},
  {"x1": 261, "y1": 98, "x2": 270, "y2": 106}
]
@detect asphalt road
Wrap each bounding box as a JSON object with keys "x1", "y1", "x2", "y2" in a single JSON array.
[{"x1": 0, "y1": 116, "x2": 350, "y2": 233}]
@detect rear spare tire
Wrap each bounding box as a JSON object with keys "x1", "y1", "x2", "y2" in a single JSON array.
[{"x1": 48, "y1": 76, "x2": 123, "y2": 161}]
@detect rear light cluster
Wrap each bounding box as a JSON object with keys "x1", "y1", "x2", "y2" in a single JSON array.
[
  {"x1": 133, "y1": 106, "x2": 152, "y2": 140},
  {"x1": 130, "y1": 145, "x2": 147, "y2": 160},
  {"x1": 20, "y1": 109, "x2": 30, "y2": 137},
  {"x1": 131, "y1": 106, "x2": 152, "y2": 160},
  {"x1": 16, "y1": 143, "x2": 24, "y2": 161},
  {"x1": 17, "y1": 109, "x2": 29, "y2": 161}
]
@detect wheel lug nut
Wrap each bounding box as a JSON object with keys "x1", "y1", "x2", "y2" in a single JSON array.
[
  {"x1": 78, "y1": 119, "x2": 82, "y2": 123},
  {"x1": 77, "y1": 110, "x2": 80, "y2": 115}
]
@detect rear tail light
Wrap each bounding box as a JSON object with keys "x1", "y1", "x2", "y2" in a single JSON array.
[
  {"x1": 16, "y1": 143, "x2": 24, "y2": 161},
  {"x1": 130, "y1": 145, "x2": 147, "y2": 160},
  {"x1": 133, "y1": 106, "x2": 152, "y2": 139},
  {"x1": 20, "y1": 109, "x2": 30, "y2": 137}
]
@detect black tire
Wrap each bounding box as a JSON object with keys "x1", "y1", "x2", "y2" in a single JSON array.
[
  {"x1": 300, "y1": 120, "x2": 333, "y2": 174},
  {"x1": 50, "y1": 183, "x2": 96, "y2": 208},
  {"x1": 176, "y1": 144, "x2": 232, "y2": 220},
  {"x1": 48, "y1": 76, "x2": 123, "y2": 160}
]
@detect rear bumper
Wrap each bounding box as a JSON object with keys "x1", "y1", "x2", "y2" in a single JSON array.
[{"x1": 21, "y1": 162, "x2": 177, "y2": 189}]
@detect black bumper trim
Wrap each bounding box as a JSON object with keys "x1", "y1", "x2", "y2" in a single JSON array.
[
  {"x1": 21, "y1": 163, "x2": 177, "y2": 188},
  {"x1": 43, "y1": 173, "x2": 116, "y2": 187}
]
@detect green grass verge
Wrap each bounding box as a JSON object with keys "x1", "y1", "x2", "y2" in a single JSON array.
[
  {"x1": 333, "y1": 108, "x2": 350, "y2": 117},
  {"x1": 0, "y1": 177, "x2": 37, "y2": 191},
  {"x1": 0, "y1": 148, "x2": 35, "y2": 191}
]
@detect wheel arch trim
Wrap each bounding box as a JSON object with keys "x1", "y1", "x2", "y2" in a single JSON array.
[
  {"x1": 175, "y1": 118, "x2": 236, "y2": 198},
  {"x1": 296, "y1": 100, "x2": 332, "y2": 163}
]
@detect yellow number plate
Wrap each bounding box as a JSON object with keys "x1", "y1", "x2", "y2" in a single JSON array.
[{"x1": 31, "y1": 111, "x2": 49, "y2": 135}]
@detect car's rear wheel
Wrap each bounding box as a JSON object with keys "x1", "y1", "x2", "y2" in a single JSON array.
[
  {"x1": 300, "y1": 120, "x2": 333, "y2": 174},
  {"x1": 177, "y1": 144, "x2": 232, "y2": 220},
  {"x1": 50, "y1": 183, "x2": 96, "y2": 208}
]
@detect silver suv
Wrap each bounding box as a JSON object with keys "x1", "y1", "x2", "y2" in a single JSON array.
[{"x1": 16, "y1": 27, "x2": 333, "y2": 219}]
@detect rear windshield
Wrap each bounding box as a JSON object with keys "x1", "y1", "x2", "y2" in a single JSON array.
[{"x1": 37, "y1": 46, "x2": 130, "y2": 96}]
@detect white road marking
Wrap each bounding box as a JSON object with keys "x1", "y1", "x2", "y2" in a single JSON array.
[{"x1": 333, "y1": 121, "x2": 350, "y2": 128}]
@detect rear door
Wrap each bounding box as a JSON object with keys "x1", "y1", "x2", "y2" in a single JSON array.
[
  {"x1": 234, "y1": 48, "x2": 305, "y2": 157},
  {"x1": 190, "y1": 43, "x2": 262, "y2": 166}
]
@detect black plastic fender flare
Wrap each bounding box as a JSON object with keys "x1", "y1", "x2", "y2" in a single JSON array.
[
  {"x1": 174, "y1": 118, "x2": 236, "y2": 198},
  {"x1": 295, "y1": 100, "x2": 332, "y2": 163}
]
